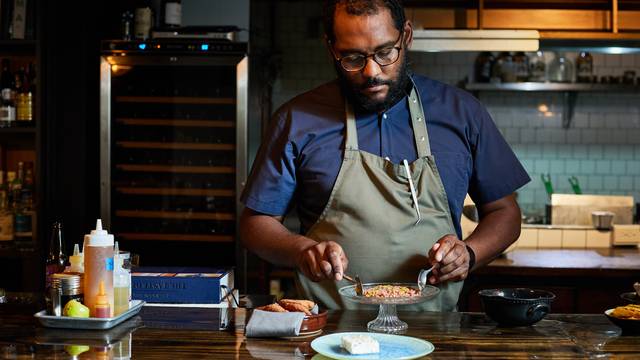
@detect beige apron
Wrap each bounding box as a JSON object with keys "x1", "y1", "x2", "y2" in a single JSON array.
[{"x1": 296, "y1": 86, "x2": 463, "y2": 311}]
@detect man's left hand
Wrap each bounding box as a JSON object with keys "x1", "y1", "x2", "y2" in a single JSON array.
[{"x1": 427, "y1": 234, "x2": 471, "y2": 284}]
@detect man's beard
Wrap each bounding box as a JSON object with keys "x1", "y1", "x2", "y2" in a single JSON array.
[{"x1": 336, "y1": 55, "x2": 411, "y2": 113}]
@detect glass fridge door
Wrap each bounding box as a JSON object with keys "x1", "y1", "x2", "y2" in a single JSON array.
[{"x1": 100, "y1": 54, "x2": 247, "y2": 268}]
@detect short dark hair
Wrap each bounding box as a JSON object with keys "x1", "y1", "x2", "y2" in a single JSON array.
[{"x1": 322, "y1": 0, "x2": 406, "y2": 43}]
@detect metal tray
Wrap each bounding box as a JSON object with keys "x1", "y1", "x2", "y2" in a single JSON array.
[{"x1": 34, "y1": 300, "x2": 145, "y2": 330}]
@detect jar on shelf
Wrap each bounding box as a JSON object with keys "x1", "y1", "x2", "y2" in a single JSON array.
[
  {"x1": 576, "y1": 52, "x2": 593, "y2": 83},
  {"x1": 548, "y1": 52, "x2": 574, "y2": 83},
  {"x1": 513, "y1": 52, "x2": 530, "y2": 82},
  {"x1": 528, "y1": 51, "x2": 546, "y2": 82},
  {"x1": 474, "y1": 52, "x2": 494, "y2": 83},
  {"x1": 491, "y1": 52, "x2": 516, "y2": 83}
]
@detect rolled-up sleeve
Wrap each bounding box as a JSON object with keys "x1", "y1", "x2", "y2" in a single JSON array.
[{"x1": 240, "y1": 109, "x2": 297, "y2": 216}]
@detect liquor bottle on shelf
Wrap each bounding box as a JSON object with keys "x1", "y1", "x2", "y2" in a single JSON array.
[
  {"x1": 16, "y1": 66, "x2": 33, "y2": 124},
  {"x1": 14, "y1": 162, "x2": 32, "y2": 238},
  {"x1": 164, "y1": 0, "x2": 181, "y2": 28},
  {"x1": 0, "y1": 59, "x2": 15, "y2": 128},
  {"x1": 0, "y1": 171, "x2": 14, "y2": 242},
  {"x1": 134, "y1": 1, "x2": 153, "y2": 40}
]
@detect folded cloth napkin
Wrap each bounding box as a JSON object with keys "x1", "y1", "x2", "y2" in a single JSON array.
[{"x1": 245, "y1": 310, "x2": 305, "y2": 337}]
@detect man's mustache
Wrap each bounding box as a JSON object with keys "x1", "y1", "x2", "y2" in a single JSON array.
[{"x1": 361, "y1": 77, "x2": 392, "y2": 89}]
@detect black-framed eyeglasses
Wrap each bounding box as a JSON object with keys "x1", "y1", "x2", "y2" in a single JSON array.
[{"x1": 330, "y1": 31, "x2": 404, "y2": 72}]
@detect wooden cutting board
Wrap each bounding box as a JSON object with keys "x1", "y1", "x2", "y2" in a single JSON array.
[{"x1": 551, "y1": 194, "x2": 634, "y2": 226}]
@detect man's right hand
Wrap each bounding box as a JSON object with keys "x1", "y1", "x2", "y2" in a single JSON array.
[{"x1": 296, "y1": 240, "x2": 349, "y2": 282}]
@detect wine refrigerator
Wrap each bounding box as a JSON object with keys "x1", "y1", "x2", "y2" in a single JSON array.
[{"x1": 99, "y1": 40, "x2": 248, "y2": 285}]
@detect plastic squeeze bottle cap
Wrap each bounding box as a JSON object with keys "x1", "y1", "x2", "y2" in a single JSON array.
[
  {"x1": 84, "y1": 219, "x2": 114, "y2": 247},
  {"x1": 114, "y1": 241, "x2": 123, "y2": 267}
]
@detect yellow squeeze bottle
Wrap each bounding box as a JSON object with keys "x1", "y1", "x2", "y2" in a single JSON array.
[
  {"x1": 94, "y1": 281, "x2": 111, "y2": 318},
  {"x1": 84, "y1": 220, "x2": 114, "y2": 317}
]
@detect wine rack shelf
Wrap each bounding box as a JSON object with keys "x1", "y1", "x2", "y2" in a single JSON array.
[
  {"x1": 116, "y1": 118, "x2": 235, "y2": 128},
  {"x1": 115, "y1": 210, "x2": 235, "y2": 221},
  {"x1": 115, "y1": 96, "x2": 236, "y2": 105},
  {"x1": 118, "y1": 233, "x2": 234, "y2": 242},
  {"x1": 115, "y1": 187, "x2": 234, "y2": 197},
  {"x1": 116, "y1": 141, "x2": 234, "y2": 151},
  {"x1": 115, "y1": 164, "x2": 235, "y2": 174}
]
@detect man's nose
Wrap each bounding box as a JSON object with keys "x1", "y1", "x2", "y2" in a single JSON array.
[{"x1": 361, "y1": 57, "x2": 382, "y2": 78}]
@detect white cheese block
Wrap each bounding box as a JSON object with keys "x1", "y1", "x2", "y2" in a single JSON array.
[{"x1": 340, "y1": 334, "x2": 380, "y2": 355}]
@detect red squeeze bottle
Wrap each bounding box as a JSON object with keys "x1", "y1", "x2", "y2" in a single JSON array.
[{"x1": 94, "y1": 281, "x2": 111, "y2": 318}]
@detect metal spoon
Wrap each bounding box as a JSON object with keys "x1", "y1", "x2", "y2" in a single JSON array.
[
  {"x1": 343, "y1": 274, "x2": 364, "y2": 296},
  {"x1": 417, "y1": 266, "x2": 434, "y2": 292}
]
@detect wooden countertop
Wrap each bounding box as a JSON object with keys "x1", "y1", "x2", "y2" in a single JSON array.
[
  {"x1": 2, "y1": 304, "x2": 639, "y2": 359},
  {"x1": 477, "y1": 248, "x2": 640, "y2": 277}
]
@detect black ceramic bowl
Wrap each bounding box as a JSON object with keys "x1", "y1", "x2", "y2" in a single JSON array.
[{"x1": 479, "y1": 288, "x2": 555, "y2": 327}]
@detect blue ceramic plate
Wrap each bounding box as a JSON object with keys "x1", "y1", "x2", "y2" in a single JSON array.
[{"x1": 311, "y1": 332, "x2": 434, "y2": 360}]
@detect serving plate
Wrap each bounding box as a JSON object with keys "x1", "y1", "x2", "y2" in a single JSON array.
[
  {"x1": 34, "y1": 300, "x2": 145, "y2": 330},
  {"x1": 311, "y1": 332, "x2": 434, "y2": 360},
  {"x1": 605, "y1": 308, "x2": 640, "y2": 334},
  {"x1": 339, "y1": 283, "x2": 439, "y2": 333}
]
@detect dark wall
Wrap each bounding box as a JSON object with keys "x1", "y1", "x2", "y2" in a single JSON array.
[{"x1": 41, "y1": 1, "x2": 123, "y2": 254}]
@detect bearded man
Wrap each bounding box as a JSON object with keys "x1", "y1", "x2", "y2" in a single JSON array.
[{"x1": 240, "y1": 0, "x2": 530, "y2": 311}]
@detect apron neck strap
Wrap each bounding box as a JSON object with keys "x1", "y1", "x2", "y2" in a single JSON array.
[
  {"x1": 344, "y1": 85, "x2": 432, "y2": 156},
  {"x1": 408, "y1": 86, "x2": 431, "y2": 157}
]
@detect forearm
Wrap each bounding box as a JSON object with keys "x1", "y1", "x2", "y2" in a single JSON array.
[
  {"x1": 465, "y1": 195, "x2": 522, "y2": 270},
  {"x1": 239, "y1": 208, "x2": 317, "y2": 267}
]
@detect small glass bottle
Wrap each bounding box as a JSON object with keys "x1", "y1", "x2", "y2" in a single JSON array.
[
  {"x1": 45, "y1": 222, "x2": 67, "y2": 311},
  {"x1": 474, "y1": 52, "x2": 495, "y2": 83},
  {"x1": 548, "y1": 52, "x2": 574, "y2": 83},
  {"x1": 576, "y1": 52, "x2": 593, "y2": 83}
]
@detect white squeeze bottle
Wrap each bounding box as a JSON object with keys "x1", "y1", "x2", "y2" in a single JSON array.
[{"x1": 84, "y1": 220, "x2": 115, "y2": 317}]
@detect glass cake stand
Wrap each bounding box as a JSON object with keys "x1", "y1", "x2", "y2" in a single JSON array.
[{"x1": 339, "y1": 282, "x2": 439, "y2": 334}]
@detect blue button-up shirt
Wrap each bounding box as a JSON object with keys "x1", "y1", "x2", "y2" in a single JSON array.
[{"x1": 241, "y1": 75, "x2": 530, "y2": 238}]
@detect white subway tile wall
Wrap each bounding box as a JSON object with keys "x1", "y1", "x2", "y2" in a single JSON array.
[{"x1": 270, "y1": 1, "x2": 640, "y2": 216}]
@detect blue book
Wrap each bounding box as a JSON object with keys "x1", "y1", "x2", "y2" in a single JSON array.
[{"x1": 131, "y1": 267, "x2": 234, "y2": 304}]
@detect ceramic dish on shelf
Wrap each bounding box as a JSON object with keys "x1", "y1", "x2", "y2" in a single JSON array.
[
  {"x1": 620, "y1": 292, "x2": 640, "y2": 304},
  {"x1": 605, "y1": 308, "x2": 640, "y2": 334},
  {"x1": 339, "y1": 283, "x2": 439, "y2": 334},
  {"x1": 311, "y1": 332, "x2": 434, "y2": 360},
  {"x1": 34, "y1": 300, "x2": 145, "y2": 330}
]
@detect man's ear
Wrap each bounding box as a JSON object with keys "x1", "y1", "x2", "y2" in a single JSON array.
[{"x1": 404, "y1": 20, "x2": 413, "y2": 50}]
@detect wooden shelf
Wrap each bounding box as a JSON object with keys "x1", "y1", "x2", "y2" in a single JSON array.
[
  {"x1": 115, "y1": 210, "x2": 235, "y2": 221},
  {"x1": 116, "y1": 141, "x2": 235, "y2": 151},
  {"x1": 119, "y1": 233, "x2": 234, "y2": 242},
  {"x1": 116, "y1": 164, "x2": 235, "y2": 174},
  {"x1": 0, "y1": 127, "x2": 37, "y2": 134},
  {"x1": 116, "y1": 118, "x2": 235, "y2": 128},
  {"x1": 116, "y1": 187, "x2": 234, "y2": 197},
  {"x1": 0, "y1": 246, "x2": 39, "y2": 259},
  {"x1": 0, "y1": 40, "x2": 37, "y2": 53},
  {"x1": 115, "y1": 96, "x2": 236, "y2": 105}
]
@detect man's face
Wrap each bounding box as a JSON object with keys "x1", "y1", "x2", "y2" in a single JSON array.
[{"x1": 330, "y1": 6, "x2": 411, "y2": 112}]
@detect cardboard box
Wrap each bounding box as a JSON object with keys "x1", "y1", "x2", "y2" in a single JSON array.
[{"x1": 612, "y1": 225, "x2": 640, "y2": 246}]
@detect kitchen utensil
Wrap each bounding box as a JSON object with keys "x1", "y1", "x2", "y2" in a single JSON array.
[
  {"x1": 417, "y1": 267, "x2": 433, "y2": 292},
  {"x1": 478, "y1": 288, "x2": 555, "y2": 327},
  {"x1": 568, "y1": 176, "x2": 582, "y2": 194},
  {"x1": 342, "y1": 274, "x2": 363, "y2": 296},
  {"x1": 311, "y1": 332, "x2": 434, "y2": 360},
  {"x1": 540, "y1": 174, "x2": 553, "y2": 199},
  {"x1": 339, "y1": 283, "x2": 439, "y2": 333},
  {"x1": 591, "y1": 211, "x2": 615, "y2": 230},
  {"x1": 605, "y1": 309, "x2": 640, "y2": 334}
]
